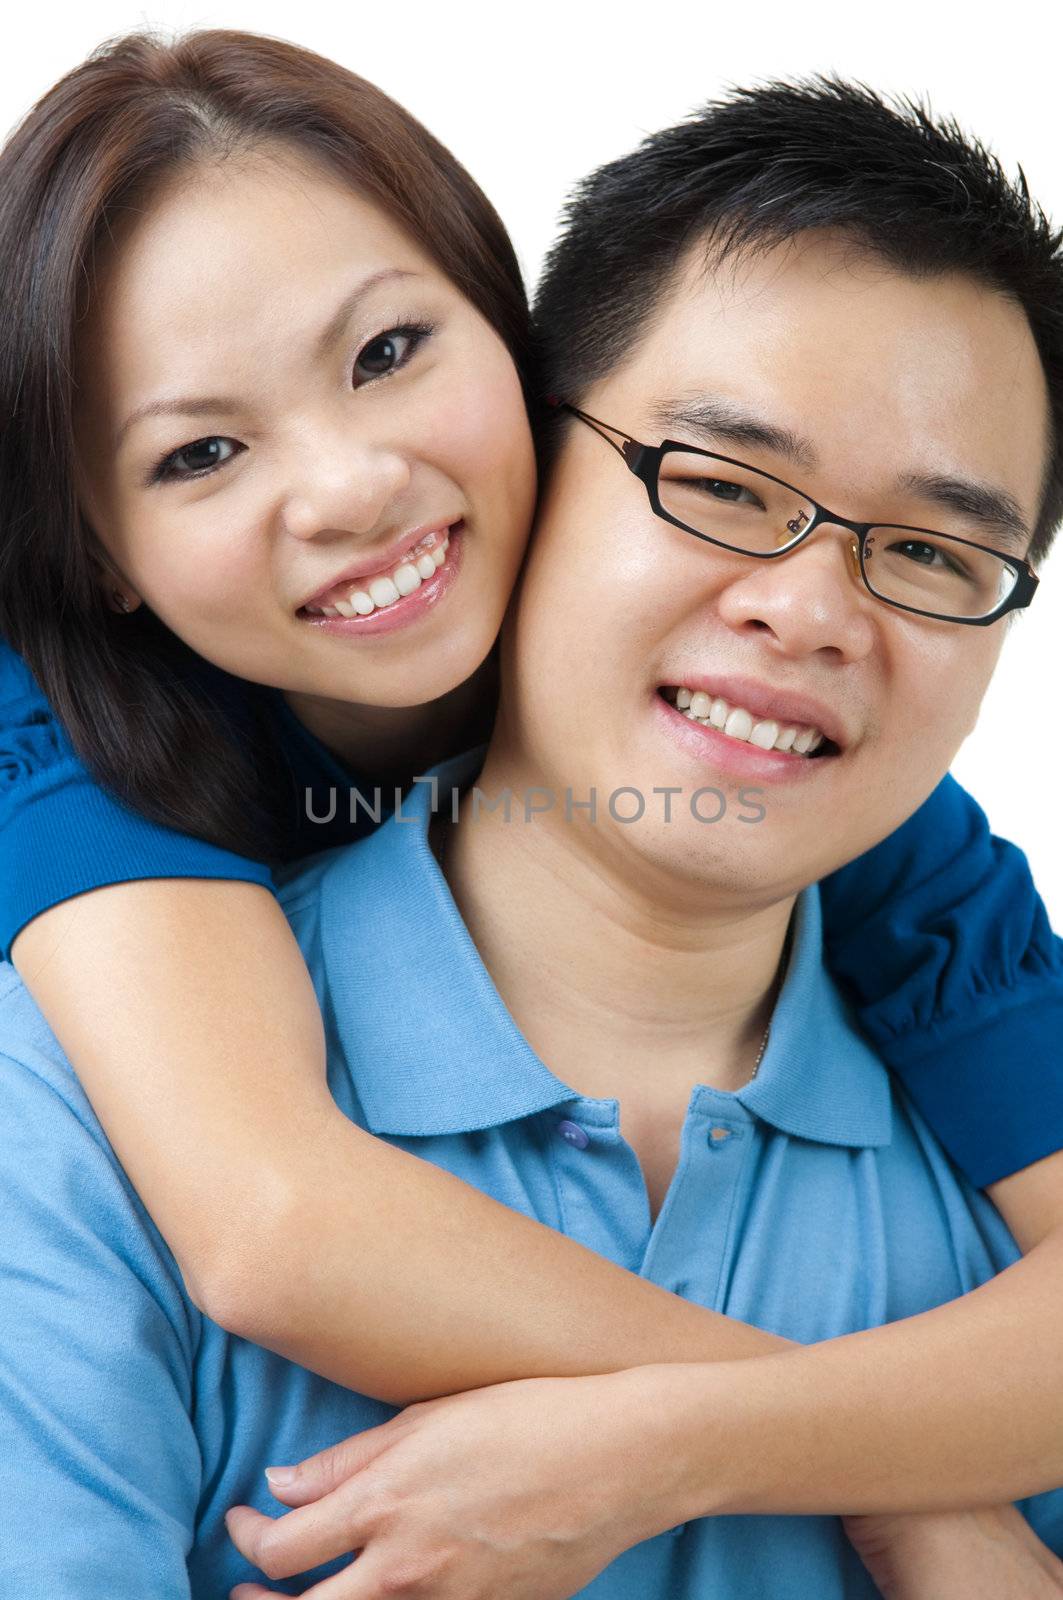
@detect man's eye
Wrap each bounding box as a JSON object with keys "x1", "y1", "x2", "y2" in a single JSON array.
[
  {"x1": 892, "y1": 538, "x2": 962, "y2": 574},
  {"x1": 687, "y1": 476, "x2": 762, "y2": 508},
  {"x1": 152, "y1": 436, "x2": 242, "y2": 484},
  {"x1": 353, "y1": 324, "x2": 431, "y2": 383},
  {"x1": 707, "y1": 478, "x2": 746, "y2": 502},
  {"x1": 896, "y1": 539, "x2": 935, "y2": 565}
]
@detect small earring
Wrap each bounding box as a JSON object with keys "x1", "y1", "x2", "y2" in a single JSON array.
[{"x1": 109, "y1": 589, "x2": 133, "y2": 614}]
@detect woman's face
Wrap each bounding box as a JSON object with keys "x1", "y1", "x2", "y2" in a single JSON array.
[{"x1": 76, "y1": 143, "x2": 537, "y2": 712}]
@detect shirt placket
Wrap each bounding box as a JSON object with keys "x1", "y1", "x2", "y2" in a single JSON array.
[
  {"x1": 546, "y1": 1090, "x2": 756, "y2": 1548},
  {"x1": 543, "y1": 1091, "x2": 756, "y2": 1302},
  {"x1": 543, "y1": 1099, "x2": 653, "y2": 1272},
  {"x1": 640, "y1": 1090, "x2": 756, "y2": 1308}
]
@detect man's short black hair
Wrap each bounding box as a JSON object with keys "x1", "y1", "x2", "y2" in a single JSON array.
[{"x1": 534, "y1": 77, "x2": 1063, "y2": 566}]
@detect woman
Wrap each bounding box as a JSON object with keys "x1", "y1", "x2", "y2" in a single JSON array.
[{"x1": 1, "y1": 27, "x2": 1062, "y2": 1587}]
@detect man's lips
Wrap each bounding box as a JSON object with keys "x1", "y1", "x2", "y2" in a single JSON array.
[
  {"x1": 296, "y1": 520, "x2": 461, "y2": 613},
  {"x1": 655, "y1": 695, "x2": 839, "y2": 783},
  {"x1": 659, "y1": 672, "x2": 850, "y2": 752}
]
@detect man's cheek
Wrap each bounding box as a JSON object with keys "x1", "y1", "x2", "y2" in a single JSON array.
[{"x1": 852, "y1": 754, "x2": 952, "y2": 858}]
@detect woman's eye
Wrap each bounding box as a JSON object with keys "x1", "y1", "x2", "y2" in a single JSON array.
[
  {"x1": 353, "y1": 325, "x2": 430, "y2": 383},
  {"x1": 153, "y1": 436, "x2": 242, "y2": 484}
]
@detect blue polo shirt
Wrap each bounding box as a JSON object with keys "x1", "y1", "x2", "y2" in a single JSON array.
[
  {"x1": 4, "y1": 637, "x2": 1063, "y2": 1190},
  {"x1": 0, "y1": 749, "x2": 1060, "y2": 1598}
]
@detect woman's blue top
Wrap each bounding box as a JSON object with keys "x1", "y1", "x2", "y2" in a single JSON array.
[{"x1": 2, "y1": 638, "x2": 1060, "y2": 1189}]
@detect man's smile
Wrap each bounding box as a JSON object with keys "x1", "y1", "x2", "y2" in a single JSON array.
[{"x1": 658, "y1": 673, "x2": 847, "y2": 757}]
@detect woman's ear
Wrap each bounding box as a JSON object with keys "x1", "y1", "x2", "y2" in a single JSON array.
[
  {"x1": 94, "y1": 560, "x2": 142, "y2": 615},
  {"x1": 106, "y1": 586, "x2": 141, "y2": 615},
  {"x1": 92, "y1": 556, "x2": 140, "y2": 617}
]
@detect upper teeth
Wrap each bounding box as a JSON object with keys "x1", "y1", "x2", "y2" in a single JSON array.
[
  {"x1": 668, "y1": 686, "x2": 827, "y2": 755},
  {"x1": 305, "y1": 530, "x2": 450, "y2": 618}
]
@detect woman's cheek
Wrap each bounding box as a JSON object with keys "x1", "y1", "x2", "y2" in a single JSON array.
[
  {"x1": 136, "y1": 507, "x2": 270, "y2": 628},
  {"x1": 430, "y1": 338, "x2": 533, "y2": 486}
]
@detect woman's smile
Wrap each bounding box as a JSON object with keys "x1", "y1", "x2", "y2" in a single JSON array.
[{"x1": 298, "y1": 519, "x2": 464, "y2": 637}]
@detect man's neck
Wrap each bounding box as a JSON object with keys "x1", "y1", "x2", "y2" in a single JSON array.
[{"x1": 441, "y1": 744, "x2": 797, "y2": 1102}]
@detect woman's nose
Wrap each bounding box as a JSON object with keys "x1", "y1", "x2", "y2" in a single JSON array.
[
  {"x1": 716, "y1": 525, "x2": 877, "y2": 661},
  {"x1": 282, "y1": 432, "x2": 412, "y2": 543}
]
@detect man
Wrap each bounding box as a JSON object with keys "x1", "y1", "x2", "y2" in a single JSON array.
[{"x1": 3, "y1": 79, "x2": 1063, "y2": 1598}]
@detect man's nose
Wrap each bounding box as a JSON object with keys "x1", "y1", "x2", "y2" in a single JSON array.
[
  {"x1": 282, "y1": 429, "x2": 412, "y2": 543},
  {"x1": 715, "y1": 524, "x2": 877, "y2": 661}
]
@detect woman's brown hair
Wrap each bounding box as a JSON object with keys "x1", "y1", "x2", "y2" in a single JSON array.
[{"x1": 0, "y1": 29, "x2": 532, "y2": 855}]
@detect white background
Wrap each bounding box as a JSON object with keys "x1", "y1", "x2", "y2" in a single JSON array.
[{"x1": 5, "y1": 0, "x2": 1061, "y2": 923}]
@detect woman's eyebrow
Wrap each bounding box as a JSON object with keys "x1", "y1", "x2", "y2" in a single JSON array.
[
  {"x1": 114, "y1": 267, "x2": 420, "y2": 450},
  {"x1": 313, "y1": 267, "x2": 419, "y2": 359}
]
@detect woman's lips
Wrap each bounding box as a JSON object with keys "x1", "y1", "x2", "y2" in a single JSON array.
[
  {"x1": 297, "y1": 520, "x2": 464, "y2": 639},
  {"x1": 298, "y1": 521, "x2": 458, "y2": 613}
]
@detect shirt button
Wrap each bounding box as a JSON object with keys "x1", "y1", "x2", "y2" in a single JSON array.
[
  {"x1": 708, "y1": 1126, "x2": 732, "y2": 1144},
  {"x1": 556, "y1": 1119, "x2": 590, "y2": 1150}
]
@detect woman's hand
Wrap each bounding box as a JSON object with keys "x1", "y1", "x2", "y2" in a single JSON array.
[
  {"x1": 842, "y1": 1505, "x2": 1063, "y2": 1598},
  {"x1": 226, "y1": 1371, "x2": 681, "y2": 1599}
]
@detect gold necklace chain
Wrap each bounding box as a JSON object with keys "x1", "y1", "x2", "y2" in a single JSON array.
[{"x1": 749, "y1": 1022, "x2": 771, "y2": 1082}]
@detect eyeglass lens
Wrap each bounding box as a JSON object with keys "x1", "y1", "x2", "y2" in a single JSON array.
[{"x1": 657, "y1": 449, "x2": 1019, "y2": 621}]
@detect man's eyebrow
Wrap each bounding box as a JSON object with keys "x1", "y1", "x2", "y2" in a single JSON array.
[
  {"x1": 648, "y1": 398, "x2": 819, "y2": 473},
  {"x1": 895, "y1": 472, "x2": 1031, "y2": 553},
  {"x1": 114, "y1": 267, "x2": 418, "y2": 450},
  {"x1": 649, "y1": 397, "x2": 1031, "y2": 556}
]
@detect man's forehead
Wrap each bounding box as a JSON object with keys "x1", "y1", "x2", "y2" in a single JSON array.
[{"x1": 595, "y1": 243, "x2": 1048, "y2": 556}]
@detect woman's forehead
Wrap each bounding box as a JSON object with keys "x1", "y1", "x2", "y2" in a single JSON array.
[{"x1": 77, "y1": 153, "x2": 442, "y2": 420}]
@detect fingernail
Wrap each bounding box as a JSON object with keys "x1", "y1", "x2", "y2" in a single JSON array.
[{"x1": 265, "y1": 1465, "x2": 296, "y2": 1486}]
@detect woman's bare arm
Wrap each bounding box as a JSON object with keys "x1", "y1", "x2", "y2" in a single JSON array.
[
  {"x1": 640, "y1": 1152, "x2": 1063, "y2": 1516},
  {"x1": 14, "y1": 878, "x2": 1063, "y2": 1508},
  {"x1": 11, "y1": 878, "x2": 789, "y2": 1408}
]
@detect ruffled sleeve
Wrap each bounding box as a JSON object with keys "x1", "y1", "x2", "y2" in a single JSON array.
[
  {"x1": 0, "y1": 642, "x2": 273, "y2": 961},
  {"x1": 821, "y1": 771, "x2": 1063, "y2": 1187}
]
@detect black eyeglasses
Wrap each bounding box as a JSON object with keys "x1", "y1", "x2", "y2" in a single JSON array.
[{"x1": 556, "y1": 402, "x2": 1039, "y2": 626}]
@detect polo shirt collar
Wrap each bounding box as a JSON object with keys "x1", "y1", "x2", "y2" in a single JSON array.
[
  {"x1": 735, "y1": 886, "x2": 892, "y2": 1149},
  {"x1": 318, "y1": 750, "x2": 891, "y2": 1150},
  {"x1": 320, "y1": 749, "x2": 572, "y2": 1138}
]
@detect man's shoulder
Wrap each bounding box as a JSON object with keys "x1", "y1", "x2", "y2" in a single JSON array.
[
  {"x1": 0, "y1": 960, "x2": 82, "y2": 1090},
  {"x1": 273, "y1": 806, "x2": 410, "y2": 952},
  {"x1": 0, "y1": 962, "x2": 195, "y2": 1306},
  {"x1": 274, "y1": 748, "x2": 484, "y2": 939},
  {"x1": 0, "y1": 961, "x2": 135, "y2": 1169},
  {"x1": 0, "y1": 964, "x2": 123, "y2": 1165},
  {"x1": 274, "y1": 836, "x2": 370, "y2": 938}
]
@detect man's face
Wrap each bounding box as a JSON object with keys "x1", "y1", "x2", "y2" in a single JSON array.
[{"x1": 501, "y1": 231, "x2": 1049, "y2": 905}]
